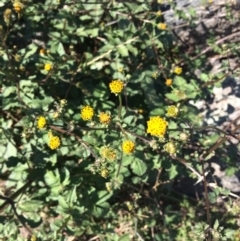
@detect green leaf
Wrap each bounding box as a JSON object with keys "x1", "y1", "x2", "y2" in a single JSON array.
[
  {"x1": 18, "y1": 200, "x2": 43, "y2": 212},
  {"x1": 166, "y1": 164, "x2": 178, "y2": 179},
  {"x1": 208, "y1": 192, "x2": 217, "y2": 204},
  {"x1": 58, "y1": 196, "x2": 69, "y2": 209},
  {"x1": 57, "y1": 42, "x2": 66, "y2": 56},
  {"x1": 131, "y1": 158, "x2": 147, "y2": 176},
  {"x1": 119, "y1": 234, "x2": 131, "y2": 241},
  {"x1": 4, "y1": 141, "x2": 17, "y2": 159},
  {"x1": 2, "y1": 86, "x2": 17, "y2": 97},
  {"x1": 117, "y1": 45, "x2": 129, "y2": 57},
  {"x1": 44, "y1": 170, "x2": 61, "y2": 188},
  {"x1": 23, "y1": 43, "x2": 38, "y2": 60}
]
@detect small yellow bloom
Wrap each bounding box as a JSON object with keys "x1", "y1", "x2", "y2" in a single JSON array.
[
  {"x1": 4, "y1": 9, "x2": 12, "y2": 25},
  {"x1": 13, "y1": 2, "x2": 22, "y2": 13},
  {"x1": 106, "y1": 182, "x2": 112, "y2": 192},
  {"x1": 48, "y1": 130, "x2": 53, "y2": 138},
  {"x1": 101, "y1": 169, "x2": 109, "y2": 178},
  {"x1": 48, "y1": 136, "x2": 61, "y2": 150},
  {"x1": 39, "y1": 48, "x2": 46, "y2": 55},
  {"x1": 80, "y1": 105, "x2": 94, "y2": 121},
  {"x1": 156, "y1": 10, "x2": 162, "y2": 16},
  {"x1": 173, "y1": 66, "x2": 182, "y2": 75},
  {"x1": 165, "y1": 79, "x2": 172, "y2": 86},
  {"x1": 99, "y1": 146, "x2": 117, "y2": 161},
  {"x1": 53, "y1": 112, "x2": 60, "y2": 119},
  {"x1": 166, "y1": 105, "x2": 179, "y2": 118},
  {"x1": 109, "y1": 80, "x2": 124, "y2": 95},
  {"x1": 164, "y1": 142, "x2": 176, "y2": 155},
  {"x1": 37, "y1": 116, "x2": 47, "y2": 129},
  {"x1": 152, "y1": 72, "x2": 158, "y2": 79},
  {"x1": 31, "y1": 235, "x2": 37, "y2": 241},
  {"x1": 157, "y1": 23, "x2": 167, "y2": 30},
  {"x1": 122, "y1": 140, "x2": 135, "y2": 154},
  {"x1": 98, "y1": 112, "x2": 111, "y2": 125},
  {"x1": 44, "y1": 63, "x2": 52, "y2": 71},
  {"x1": 179, "y1": 132, "x2": 189, "y2": 142},
  {"x1": 147, "y1": 116, "x2": 168, "y2": 137},
  {"x1": 60, "y1": 99, "x2": 67, "y2": 107},
  {"x1": 138, "y1": 109, "x2": 144, "y2": 114}
]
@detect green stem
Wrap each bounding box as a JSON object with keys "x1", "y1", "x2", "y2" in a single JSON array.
[{"x1": 118, "y1": 94, "x2": 122, "y2": 119}]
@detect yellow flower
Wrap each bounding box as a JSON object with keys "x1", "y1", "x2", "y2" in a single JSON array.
[
  {"x1": 173, "y1": 66, "x2": 182, "y2": 75},
  {"x1": 99, "y1": 146, "x2": 117, "y2": 161},
  {"x1": 164, "y1": 142, "x2": 176, "y2": 155},
  {"x1": 147, "y1": 116, "x2": 168, "y2": 137},
  {"x1": 37, "y1": 116, "x2": 47, "y2": 129},
  {"x1": 166, "y1": 105, "x2": 179, "y2": 118},
  {"x1": 122, "y1": 140, "x2": 135, "y2": 154},
  {"x1": 157, "y1": 23, "x2": 167, "y2": 30},
  {"x1": 109, "y1": 80, "x2": 124, "y2": 95},
  {"x1": 13, "y1": 2, "x2": 22, "y2": 13},
  {"x1": 101, "y1": 169, "x2": 109, "y2": 178},
  {"x1": 165, "y1": 79, "x2": 172, "y2": 86},
  {"x1": 48, "y1": 135, "x2": 61, "y2": 150},
  {"x1": 80, "y1": 105, "x2": 94, "y2": 121},
  {"x1": 44, "y1": 63, "x2": 52, "y2": 71},
  {"x1": 98, "y1": 112, "x2": 111, "y2": 125}
]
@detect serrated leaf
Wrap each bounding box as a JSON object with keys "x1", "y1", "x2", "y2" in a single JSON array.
[
  {"x1": 44, "y1": 170, "x2": 61, "y2": 187},
  {"x1": 18, "y1": 200, "x2": 43, "y2": 212}
]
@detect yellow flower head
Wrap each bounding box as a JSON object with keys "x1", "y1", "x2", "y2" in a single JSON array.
[
  {"x1": 98, "y1": 112, "x2": 111, "y2": 125},
  {"x1": 166, "y1": 105, "x2": 179, "y2": 118},
  {"x1": 109, "y1": 80, "x2": 124, "y2": 95},
  {"x1": 101, "y1": 169, "x2": 109, "y2": 178},
  {"x1": 147, "y1": 116, "x2": 168, "y2": 137},
  {"x1": 100, "y1": 146, "x2": 117, "y2": 161},
  {"x1": 13, "y1": 2, "x2": 23, "y2": 13},
  {"x1": 37, "y1": 116, "x2": 47, "y2": 129},
  {"x1": 164, "y1": 142, "x2": 176, "y2": 155},
  {"x1": 48, "y1": 135, "x2": 61, "y2": 150},
  {"x1": 44, "y1": 63, "x2": 52, "y2": 71},
  {"x1": 81, "y1": 105, "x2": 94, "y2": 121},
  {"x1": 165, "y1": 79, "x2": 172, "y2": 86},
  {"x1": 122, "y1": 140, "x2": 135, "y2": 154},
  {"x1": 157, "y1": 23, "x2": 167, "y2": 30},
  {"x1": 173, "y1": 66, "x2": 182, "y2": 75}
]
